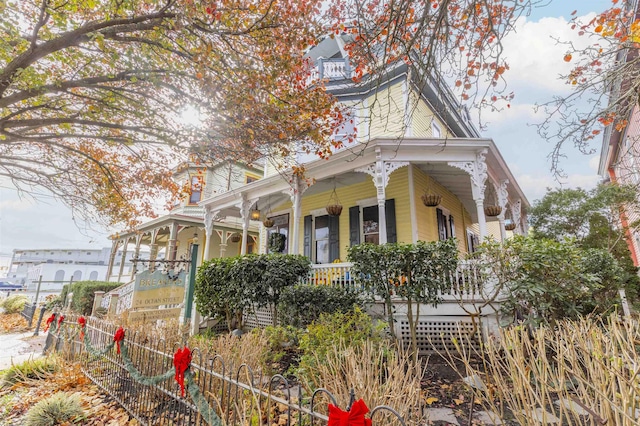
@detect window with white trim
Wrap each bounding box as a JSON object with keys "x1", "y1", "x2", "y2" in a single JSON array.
[{"x1": 431, "y1": 120, "x2": 442, "y2": 138}]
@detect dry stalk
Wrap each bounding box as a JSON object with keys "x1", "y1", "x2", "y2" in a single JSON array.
[
  {"x1": 303, "y1": 340, "x2": 425, "y2": 425},
  {"x1": 443, "y1": 317, "x2": 640, "y2": 426}
]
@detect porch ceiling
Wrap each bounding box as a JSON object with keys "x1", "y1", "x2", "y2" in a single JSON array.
[
  {"x1": 199, "y1": 138, "x2": 530, "y2": 222},
  {"x1": 416, "y1": 163, "x2": 484, "y2": 223}
]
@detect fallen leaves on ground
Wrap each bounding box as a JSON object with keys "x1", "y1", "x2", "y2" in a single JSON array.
[
  {"x1": 1, "y1": 362, "x2": 138, "y2": 425},
  {"x1": 0, "y1": 313, "x2": 28, "y2": 333}
]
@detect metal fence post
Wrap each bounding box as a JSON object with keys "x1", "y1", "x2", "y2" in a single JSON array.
[
  {"x1": 33, "y1": 306, "x2": 46, "y2": 336},
  {"x1": 183, "y1": 242, "x2": 198, "y2": 325},
  {"x1": 34, "y1": 275, "x2": 42, "y2": 306},
  {"x1": 27, "y1": 302, "x2": 36, "y2": 328}
]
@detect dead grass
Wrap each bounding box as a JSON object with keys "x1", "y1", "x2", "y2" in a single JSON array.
[
  {"x1": 446, "y1": 316, "x2": 640, "y2": 425},
  {"x1": 0, "y1": 360, "x2": 137, "y2": 425},
  {"x1": 304, "y1": 340, "x2": 427, "y2": 425}
]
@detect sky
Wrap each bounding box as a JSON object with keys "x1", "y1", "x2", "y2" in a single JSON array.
[{"x1": 0, "y1": 0, "x2": 616, "y2": 256}]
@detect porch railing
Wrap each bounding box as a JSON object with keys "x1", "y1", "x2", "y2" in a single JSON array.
[
  {"x1": 309, "y1": 58, "x2": 352, "y2": 82},
  {"x1": 300, "y1": 260, "x2": 488, "y2": 301}
]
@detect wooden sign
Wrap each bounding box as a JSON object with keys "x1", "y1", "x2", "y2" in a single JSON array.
[
  {"x1": 130, "y1": 269, "x2": 186, "y2": 310},
  {"x1": 128, "y1": 307, "x2": 182, "y2": 323}
]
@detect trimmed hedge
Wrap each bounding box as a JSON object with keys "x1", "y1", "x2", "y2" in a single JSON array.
[
  {"x1": 277, "y1": 285, "x2": 363, "y2": 328},
  {"x1": 195, "y1": 254, "x2": 311, "y2": 329},
  {"x1": 60, "y1": 281, "x2": 121, "y2": 315}
]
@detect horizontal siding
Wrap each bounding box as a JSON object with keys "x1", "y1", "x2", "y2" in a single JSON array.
[
  {"x1": 274, "y1": 167, "x2": 412, "y2": 260},
  {"x1": 368, "y1": 82, "x2": 406, "y2": 138},
  {"x1": 409, "y1": 94, "x2": 452, "y2": 138},
  {"x1": 412, "y1": 167, "x2": 471, "y2": 254}
]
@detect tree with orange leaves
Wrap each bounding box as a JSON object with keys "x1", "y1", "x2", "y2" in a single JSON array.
[
  {"x1": 1, "y1": 0, "x2": 543, "y2": 229},
  {"x1": 538, "y1": 0, "x2": 640, "y2": 174},
  {"x1": 0, "y1": 0, "x2": 339, "y2": 229}
]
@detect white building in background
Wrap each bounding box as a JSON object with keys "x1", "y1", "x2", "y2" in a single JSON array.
[{"x1": 7, "y1": 248, "x2": 142, "y2": 289}]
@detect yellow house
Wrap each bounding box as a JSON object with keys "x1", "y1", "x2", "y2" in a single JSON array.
[
  {"x1": 196, "y1": 36, "x2": 530, "y2": 345},
  {"x1": 199, "y1": 36, "x2": 529, "y2": 266}
]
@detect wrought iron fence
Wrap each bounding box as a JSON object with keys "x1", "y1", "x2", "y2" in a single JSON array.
[
  {"x1": 20, "y1": 302, "x2": 46, "y2": 330},
  {"x1": 46, "y1": 314, "x2": 407, "y2": 426}
]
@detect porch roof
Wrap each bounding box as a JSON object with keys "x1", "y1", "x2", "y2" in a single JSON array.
[{"x1": 198, "y1": 138, "x2": 530, "y2": 223}]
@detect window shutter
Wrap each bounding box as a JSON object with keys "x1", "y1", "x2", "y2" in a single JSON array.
[
  {"x1": 329, "y1": 215, "x2": 340, "y2": 262},
  {"x1": 349, "y1": 206, "x2": 361, "y2": 246},
  {"x1": 436, "y1": 208, "x2": 447, "y2": 241},
  {"x1": 449, "y1": 215, "x2": 456, "y2": 239},
  {"x1": 385, "y1": 199, "x2": 397, "y2": 243},
  {"x1": 303, "y1": 215, "x2": 312, "y2": 258}
]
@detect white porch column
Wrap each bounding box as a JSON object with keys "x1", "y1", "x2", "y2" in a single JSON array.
[
  {"x1": 167, "y1": 222, "x2": 179, "y2": 261},
  {"x1": 130, "y1": 234, "x2": 143, "y2": 279},
  {"x1": 148, "y1": 229, "x2": 159, "y2": 271},
  {"x1": 495, "y1": 180, "x2": 509, "y2": 242},
  {"x1": 238, "y1": 196, "x2": 254, "y2": 255},
  {"x1": 375, "y1": 154, "x2": 388, "y2": 244},
  {"x1": 105, "y1": 240, "x2": 119, "y2": 281},
  {"x1": 511, "y1": 199, "x2": 523, "y2": 235},
  {"x1": 202, "y1": 208, "x2": 218, "y2": 261},
  {"x1": 215, "y1": 230, "x2": 228, "y2": 257},
  {"x1": 449, "y1": 149, "x2": 489, "y2": 240},
  {"x1": 289, "y1": 177, "x2": 303, "y2": 254},
  {"x1": 116, "y1": 238, "x2": 129, "y2": 282},
  {"x1": 355, "y1": 148, "x2": 409, "y2": 244}
]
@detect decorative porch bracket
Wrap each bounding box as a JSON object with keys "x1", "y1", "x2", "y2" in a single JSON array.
[
  {"x1": 355, "y1": 150, "x2": 409, "y2": 244},
  {"x1": 494, "y1": 179, "x2": 509, "y2": 241},
  {"x1": 448, "y1": 149, "x2": 488, "y2": 239},
  {"x1": 203, "y1": 208, "x2": 225, "y2": 261}
]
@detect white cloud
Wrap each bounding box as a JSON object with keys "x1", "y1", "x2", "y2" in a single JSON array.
[{"x1": 499, "y1": 13, "x2": 600, "y2": 98}]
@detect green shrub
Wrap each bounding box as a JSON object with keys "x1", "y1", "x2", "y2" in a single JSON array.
[
  {"x1": 42, "y1": 294, "x2": 62, "y2": 311},
  {"x1": 1, "y1": 356, "x2": 59, "y2": 388},
  {"x1": 196, "y1": 254, "x2": 311, "y2": 329},
  {"x1": 258, "y1": 325, "x2": 303, "y2": 374},
  {"x1": 25, "y1": 392, "x2": 84, "y2": 426},
  {"x1": 1, "y1": 294, "x2": 29, "y2": 314},
  {"x1": 60, "y1": 281, "x2": 120, "y2": 315},
  {"x1": 295, "y1": 307, "x2": 386, "y2": 383},
  {"x1": 277, "y1": 285, "x2": 362, "y2": 328}
]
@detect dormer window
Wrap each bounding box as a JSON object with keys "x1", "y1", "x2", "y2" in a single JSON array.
[{"x1": 189, "y1": 175, "x2": 203, "y2": 204}]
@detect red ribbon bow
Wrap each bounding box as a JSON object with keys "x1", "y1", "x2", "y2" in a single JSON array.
[
  {"x1": 173, "y1": 347, "x2": 192, "y2": 397},
  {"x1": 57, "y1": 315, "x2": 65, "y2": 327},
  {"x1": 78, "y1": 316, "x2": 86, "y2": 339},
  {"x1": 44, "y1": 314, "x2": 56, "y2": 332},
  {"x1": 328, "y1": 399, "x2": 372, "y2": 426},
  {"x1": 113, "y1": 327, "x2": 125, "y2": 354}
]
